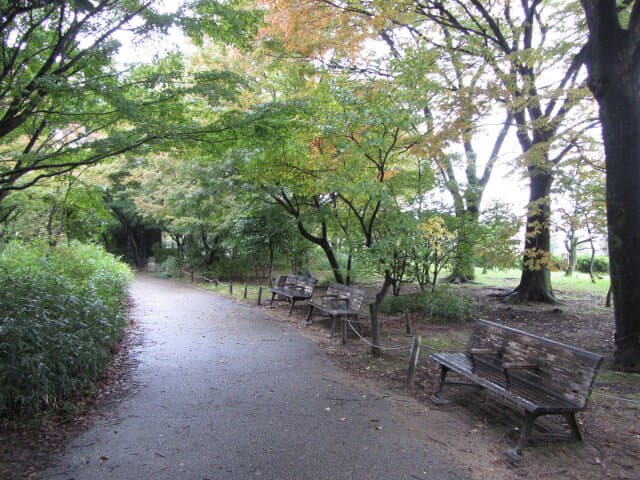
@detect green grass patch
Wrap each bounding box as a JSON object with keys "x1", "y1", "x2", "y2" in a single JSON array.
[
  {"x1": 420, "y1": 336, "x2": 457, "y2": 352},
  {"x1": 596, "y1": 369, "x2": 640, "y2": 385},
  {"x1": 476, "y1": 268, "x2": 610, "y2": 296}
]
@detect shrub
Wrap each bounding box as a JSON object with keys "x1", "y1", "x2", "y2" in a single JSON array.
[
  {"x1": 576, "y1": 255, "x2": 609, "y2": 274},
  {"x1": 380, "y1": 287, "x2": 478, "y2": 323},
  {"x1": 157, "y1": 255, "x2": 182, "y2": 278},
  {"x1": 0, "y1": 240, "x2": 133, "y2": 413}
]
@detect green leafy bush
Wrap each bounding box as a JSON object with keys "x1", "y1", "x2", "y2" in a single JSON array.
[
  {"x1": 380, "y1": 288, "x2": 478, "y2": 323},
  {"x1": 157, "y1": 255, "x2": 182, "y2": 278},
  {"x1": 0, "y1": 241, "x2": 133, "y2": 413},
  {"x1": 576, "y1": 256, "x2": 609, "y2": 274}
]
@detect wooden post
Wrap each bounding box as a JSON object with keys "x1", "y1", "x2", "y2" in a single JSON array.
[
  {"x1": 406, "y1": 335, "x2": 422, "y2": 387},
  {"x1": 258, "y1": 286, "x2": 263, "y2": 305},
  {"x1": 191, "y1": 271, "x2": 194, "y2": 283},
  {"x1": 243, "y1": 283, "x2": 248, "y2": 299},
  {"x1": 341, "y1": 316, "x2": 347, "y2": 345},
  {"x1": 404, "y1": 309, "x2": 412, "y2": 335},
  {"x1": 229, "y1": 281, "x2": 233, "y2": 295}
]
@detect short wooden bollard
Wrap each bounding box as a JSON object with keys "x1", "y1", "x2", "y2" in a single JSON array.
[
  {"x1": 229, "y1": 281, "x2": 233, "y2": 295},
  {"x1": 406, "y1": 335, "x2": 422, "y2": 387},
  {"x1": 243, "y1": 283, "x2": 248, "y2": 299},
  {"x1": 257, "y1": 286, "x2": 263, "y2": 305},
  {"x1": 404, "y1": 309, "x2": 412, "y2": 335}
]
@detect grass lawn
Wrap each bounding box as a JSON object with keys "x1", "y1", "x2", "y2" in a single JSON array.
[{"x1": 475, "y1": 268, "x2": 610, "y2": 296}]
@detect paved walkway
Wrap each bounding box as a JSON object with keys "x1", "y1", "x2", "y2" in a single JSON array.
[{"x1": 40, "y1": 275, "x2": 466, "y2": 480}]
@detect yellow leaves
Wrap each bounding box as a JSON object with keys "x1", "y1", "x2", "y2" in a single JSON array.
[
  {"x1": 418, "y1": 216, "x2": 453, "y2": 254},
  {"x1": 523, "y1": 248, "x2": 552, "y2": 271}
]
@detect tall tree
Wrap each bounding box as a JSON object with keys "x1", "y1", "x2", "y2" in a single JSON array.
[
  {"x1": 580, "y1": 0, "x2": 640, "y2": 372},
  {"x1": 260, "y1": 1, "x2": 597, "y2": 302}
]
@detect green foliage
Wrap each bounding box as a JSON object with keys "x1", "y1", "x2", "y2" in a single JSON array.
[
  {"x1": 577, "y1": 256, "x2": 609, "y2": 274},
  {"x1": 0, "y1": 241, "x2": 133, "y2": 413},
  {"x1": 156, "y1": 255, "x2": 183, "y2": 279},
  {"x1": 547, "y1": 254, "x2": 568, "y2": 272},
  {"x1": 380, "y1": 287, "x2": 478, "y2": 323}
]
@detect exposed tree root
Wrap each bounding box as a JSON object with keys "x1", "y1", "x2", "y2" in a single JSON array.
[
  {"x1": 614, "y1": 341, "x2": 640, "y2": 373},
  {"x1": 444, "y1": 273, "x2": 480, "y2": 285},
  {"x1": 494, "y1": 285, "x2": 561, "y2": 305}
]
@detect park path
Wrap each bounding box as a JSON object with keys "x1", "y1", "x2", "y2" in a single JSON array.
[{"x1": 39, "y1": 274, "x2": 466, "y2": 480}]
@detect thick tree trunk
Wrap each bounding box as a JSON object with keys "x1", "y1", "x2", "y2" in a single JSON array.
[
  {"x1": 447, "y1": 209, "x2": 478, "y2": 283},
  {"x1": 592, "y1": 76, "x2": 640, "y2": 371},
  {"x1": 582, "y1": 1, "x2": 640, "y2": 371},
  {"x1": 503, "y1": 170, "x2": 557, "y2": 303},
  {"x1": 565, "y1": 236, "x2": 577, "y2": 277}
]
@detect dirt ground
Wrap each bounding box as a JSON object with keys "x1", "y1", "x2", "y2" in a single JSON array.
[
  {"x1": 274, "y1": 282, "x2": 640, "y2": 480},
  {"x1": 1, "y1": 280, "x2": 638, "y2": 480}
]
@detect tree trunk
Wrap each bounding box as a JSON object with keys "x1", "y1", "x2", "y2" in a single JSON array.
[
  {"x1": 447, "y1": 213, "x2": 477, "y2": 283},
  {"x1": 582, "y1": 2, "x2": 640, "y2": 372},
  {"x1": 503, "y1": 170, "x2": 557, "y2": 303},
  {"x1": 296, "y1": 220, "x2": 345, "y2": 284},
  {"x1": 565, "y1": 235, "x2": 577, "y2": 277},
  {"x1": 369, "y1": 271, "x2": 393, "y2": 358},
  {"x1": 446, "y1": 198, "x2": 480, "y2": 284}
]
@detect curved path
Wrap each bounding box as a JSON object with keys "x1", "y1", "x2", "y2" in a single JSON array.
[{"x1": 41, "y1": 275, "x2": 466, "y2": 480}]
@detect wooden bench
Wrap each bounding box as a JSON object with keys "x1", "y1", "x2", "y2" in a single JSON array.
[
  {"x1": 305, "y1": 282, "x2": 367, "y2": 344},
  {"x1": 429, "y1": 319, "x2": 603, "y2": 462},
  {"x1": 269, "y1": 274, "x2": 317, "y2": 315}
]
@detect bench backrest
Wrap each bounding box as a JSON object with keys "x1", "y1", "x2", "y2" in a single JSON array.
[
  {"x1": 274, "y1": 274, "x2": 288, "y2": 288},
  {"x1": 467, "y1": 319, "x2": 603, "y2": 408},
  {"x1": 325, "y1": 282, "x2": 367, "y2": 312},
  {"x1": 284, "y1": 274, "x2": 317, "y2": 296}
]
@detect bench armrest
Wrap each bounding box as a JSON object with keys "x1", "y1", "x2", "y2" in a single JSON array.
[
  {"x1": 470, "y1": 348, "x2": 500, "y2": 356},
  {"x1": 502, "y1": 362, "x2": 538, "y2": 370},
  {"x1": 502, "y1": 362, "x2": 539, "y2": 387},
  {"x1": 469, "y1": 348, "x2": 501, "y2": 372}
]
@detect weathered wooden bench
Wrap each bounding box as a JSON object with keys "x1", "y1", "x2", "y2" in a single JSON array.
[
  {"x1": 268, "y1": 274, "x2": 317, "y2": 316},
  {"x1": 305, "y1": 282, "x2": 367, "y2": 344},
  {"x1": 429, "y1": 319, "x2": 603, "y2": 462}
]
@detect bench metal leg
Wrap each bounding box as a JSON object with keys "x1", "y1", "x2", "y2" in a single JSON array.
[
  {"x1": 269, "y1": 292, "x2": 276, "y2": 307},
  {"x1": 430, "y1": 366, "x2": 449, "y2": 405},
  {"x1": 329, "y1": 316, "x2": 338, "y2": 338},
  {"x1": 306, "y1": 305, "x2": 314, "y2": 324},
  {"x1": 566, "y1": 412, "x2": 583, "y2": 441},
  {"x1": 506, "y1": 412, "x2": 537, "y2": 462},
  {"x1": 288, "y1": 299, "x2": 295, "y2": 316},
  {"x1": 341, "y1": 315, "x2": 347, "y2": 344}
]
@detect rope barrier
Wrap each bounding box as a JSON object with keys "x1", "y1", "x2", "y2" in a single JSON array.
[
  {"x1": 594, "y1": 391, "x2": 640, "y2": 405},
  {"x1": 345, "y1": 319, "x2": 413, "y2": 351}
]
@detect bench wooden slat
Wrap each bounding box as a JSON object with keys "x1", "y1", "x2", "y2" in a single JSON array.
[{"x1": 430, "y1": 319, "x2": 603, "y2": 461}]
